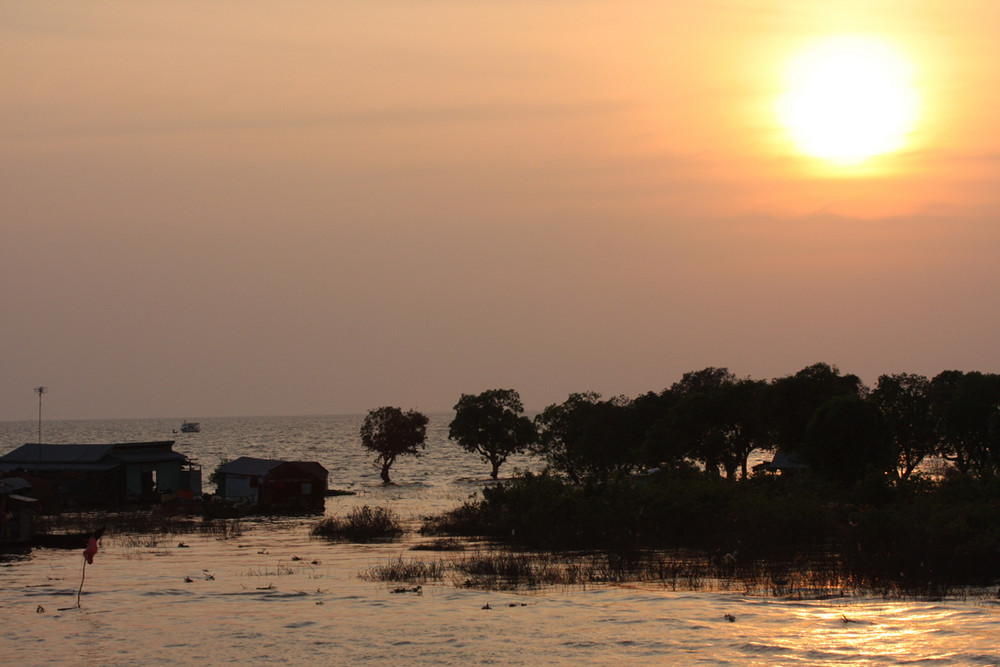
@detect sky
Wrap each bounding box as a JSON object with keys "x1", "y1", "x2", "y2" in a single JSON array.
[{"x1": 2, "y1": 1, "x2": 999, "y2": 421}]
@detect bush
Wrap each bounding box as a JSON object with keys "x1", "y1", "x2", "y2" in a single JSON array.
[
  {"x1": 312, "y1": 505, "x2": 403, "y2": 542},
  {"x1": 422, "y1": 470, "x2": 1000, "y2": 588}
]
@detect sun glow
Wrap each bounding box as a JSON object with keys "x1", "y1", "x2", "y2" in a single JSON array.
[{"x1": 778, "y1": 36, "x2": 919, "y2": 166}]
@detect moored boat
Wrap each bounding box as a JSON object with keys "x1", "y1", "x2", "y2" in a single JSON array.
[{"x1": 31, "y1": 526, "x2": 105, "y2": 549}]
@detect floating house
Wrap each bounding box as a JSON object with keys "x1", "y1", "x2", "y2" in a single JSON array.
[
  {"x1": 0, "y1": 476, "x2": 36, "y2": 548},
  {"x1": 0, "y1": 441, "x2": 202, "y2": 511},
  {"x1": 214, "y1": 457, "x2": 327, "y2": 511}
]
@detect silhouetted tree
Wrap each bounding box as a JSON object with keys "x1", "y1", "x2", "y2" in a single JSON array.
[
  {"x1": 634, "y1": 389, "x2": 684, "y2": 469},
  {"x1": 667, "y1": 368, "x2": 738, "y2": 479},
  {"x1": 724, "y1": 378, "x2": 770, "y2": 480},
  {"x1": 533, "y1": 392, "x2": 638, "y2": 482},
  {"x1": 930, "y1": 371, "x2": 1000, "y2": 476},
  {"x1": 450, "y1": 389, "x2": 536, "y2": 479},
  {"x1": 655, "y1": 369, "x2": 766, "y2": 480},
  {"x1": 360, "y1": 406, "x2": 429, "y2": 483},
  {"x1": 870, "y1": 373, "x2": 935, "y2": 479},
  {"x1": 803, "y1": 395, "x2": 892, "y2": 485},
  {"x1": 763, "y1": 362, "x2": 865, "y2": 455}
]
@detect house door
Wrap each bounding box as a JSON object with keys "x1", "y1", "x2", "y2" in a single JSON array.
[{"x1": 141, "y1": 469, "x2": 157, "y2": 496}]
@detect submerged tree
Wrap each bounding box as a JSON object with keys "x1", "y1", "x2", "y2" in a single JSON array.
[
  {"x1": 449, "y1": 389, "x2": 536, "y2": 479},
  {"x1": 360, "y1": 406, "x2": 429, "y2": 483}
]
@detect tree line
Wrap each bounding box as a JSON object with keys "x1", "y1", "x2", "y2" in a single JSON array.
[{"x1": 360, "y1": 362, "x2": 1000, "y2": 485}]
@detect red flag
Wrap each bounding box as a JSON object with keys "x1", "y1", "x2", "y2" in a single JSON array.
[{"x1": 83, "y1": 536, "x2": 98, "y2": 564}]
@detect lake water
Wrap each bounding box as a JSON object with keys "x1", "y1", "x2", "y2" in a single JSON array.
[{"x1": 2, "y1": 415, "x2": 999, "y2": 665}]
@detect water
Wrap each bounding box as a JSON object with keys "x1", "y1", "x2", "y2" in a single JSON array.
[{"x1": 2, "y1": 416, "x2": 999, "y2": 666}]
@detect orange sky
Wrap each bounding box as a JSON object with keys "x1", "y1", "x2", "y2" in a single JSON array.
[{"x1": 2, "y1": 1, "x2": 998, "y2": 419}]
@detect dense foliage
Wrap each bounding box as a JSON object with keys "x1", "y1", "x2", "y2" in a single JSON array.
[
  {"x1": 313, "y1": 505, "x2": 403, "y2": 542},
  {"x1": 423, "y1": 471, "x2": 1000, "y2": 587},
  {"x1": 360, "y1": 406, "x2": 429, "y2": 483},
  {"x1": 519, "y1": 363, "x2": 1000, "y2": 485},
  {"x1": 419, "y1": 362, "x2": 1000, "y2": 588},
  {"x1": 449, "y1": 389, "x2": 536, "y2": 479}
]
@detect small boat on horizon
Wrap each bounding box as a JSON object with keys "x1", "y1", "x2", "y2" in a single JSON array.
[{"x1": 180, "y1": 421, "x2": 201, "y2": 433}]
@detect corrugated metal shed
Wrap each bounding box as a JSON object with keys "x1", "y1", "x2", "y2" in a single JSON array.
[
  {"x1": 113, "y1": 443, "x2": 188, "y2": 463},
  {"x1": 0, "y1": 442, "x2": 186, "y2": 471},
  {"x1": 2, "y1": 443, "x2": 116, "y2": 464},
  {"x1": 217, "y1": 457, "x2": 285, "y2": 477}
]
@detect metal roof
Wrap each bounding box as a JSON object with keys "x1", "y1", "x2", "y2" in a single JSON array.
[
  {"x1": 0, "y1": 441, "x2": 189, "y2": 471},
  {"x1": 0, "y1": 476, "x2": 33, "y2": 494},
  {"x1": 217, "y1": 456, "x2": 285, "y2": 477},
  {"x1": 112, "y1": 442, "x2": 187, "y2": 463},
  {"x1": 217, "y1": 457, "x2": 327, "y2": 479},
  {"x1": 0, "y1": 461, "x2": 119, "y2": 473},
  {"x1": 2, "y1": 443, "x2": 115, "y2": 464}
]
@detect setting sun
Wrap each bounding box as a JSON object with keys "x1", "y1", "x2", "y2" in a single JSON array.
[{"x1": 778, "y1": 36, "x2": 919, "y2": 166}]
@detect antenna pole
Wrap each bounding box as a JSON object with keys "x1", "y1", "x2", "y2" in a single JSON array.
[{"x1": 34, "y1": 386, "x2": 47, "y2": 445}]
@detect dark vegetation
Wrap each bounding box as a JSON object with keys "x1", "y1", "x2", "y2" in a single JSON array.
[
  {"x1": 449, "y1": 389, "x2": 535, "y2": 479},
  {"x1": 416, "y1": 364, "x2": 1000, "y2": 591},
  {"x1": 312, "y1": 505, "x2": 404, "y2": 542},
  {"x1": 423, "y1": 471, "x2": 1000, "y2": 590},
  {"x1": 34, "y1": 511, "x2": 245, "y2": 540},
  {"x1": 360, "y1": 406, "x2": 429, "y2": 483}
]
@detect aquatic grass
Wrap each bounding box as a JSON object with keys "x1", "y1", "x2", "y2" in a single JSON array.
[
  {"x1": 383, "y1": 547, "x2": 948, "y2": 597},
  {"x1": 242, "y1": 563, "x2": 297, "y2": 577},
  {"x1": 34, "y1": 511, "x2": 246, "y2": 539},
  {"x1": 361, "y1": 556, "x2": 446, "y2": 583},
  {"x1": 201, "y1": 518, "x2": 244, "y2": 539},
  {"x1": 422, "y1": 471, "x2": 1000, "y2": 591},
  {"x1": 453, "y1": 551, "x2": 575, "y2": 590},
  {"x1": 410, "y1": 538, "x2": 466, "y2": 551},
  {"x1": 312, "y1": 506, "x2": 404, "y2": 542},
  {"x1": 116, "y1": 534, "x2": 164, "y2": 549}
]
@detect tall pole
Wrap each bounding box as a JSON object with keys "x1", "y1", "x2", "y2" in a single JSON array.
[{"x1": 34, "y1": 386, "x2": 47, "y2": 445}]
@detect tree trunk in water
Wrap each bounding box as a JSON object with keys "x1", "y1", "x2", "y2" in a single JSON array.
[
  {"x1": 490, "y1": 460, "x2": 500, "y2": 480},
  {"x1": 380, "y1": 462, "x2": 391, "y2": 484}
]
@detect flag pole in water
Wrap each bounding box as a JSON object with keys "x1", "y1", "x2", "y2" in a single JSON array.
[
  {"x1": 61, "y1": 533, "x2": 99, "y2": 610},
  {"x1": 78, "y1": 535, "x2": 99, "y2": 607}
]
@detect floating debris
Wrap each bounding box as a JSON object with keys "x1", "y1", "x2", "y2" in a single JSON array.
[
  {"x1": 724, "y1": 614, "x2": 736, "y2": 623},
  {"x1": 391, "y1": 585, "x2": 422, "y2": 595}
]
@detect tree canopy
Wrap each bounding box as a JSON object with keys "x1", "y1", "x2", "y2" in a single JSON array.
[
  {"x1": 870, "y1": 373, "x2": 935, "y2": 479},
  {"x1": 360, "y1": 406, "x2": 429, "y2": 483},
  {"x1": 450, "y1": 389, "x2": 536, "y2": 479},
  {"x1": 439, "y1": 364, "x2": 1000, "y2": 486},
  {"x1": 533, "y1": 392, "x2": 641, "y2": 482},
  {"x1": 803, "y1": 395, "x2": 893, "y2": 484}
]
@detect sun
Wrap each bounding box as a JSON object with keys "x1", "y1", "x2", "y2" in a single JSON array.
[{"x1": 778, "y1": 36, "x2": 919, "y2": 166}]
